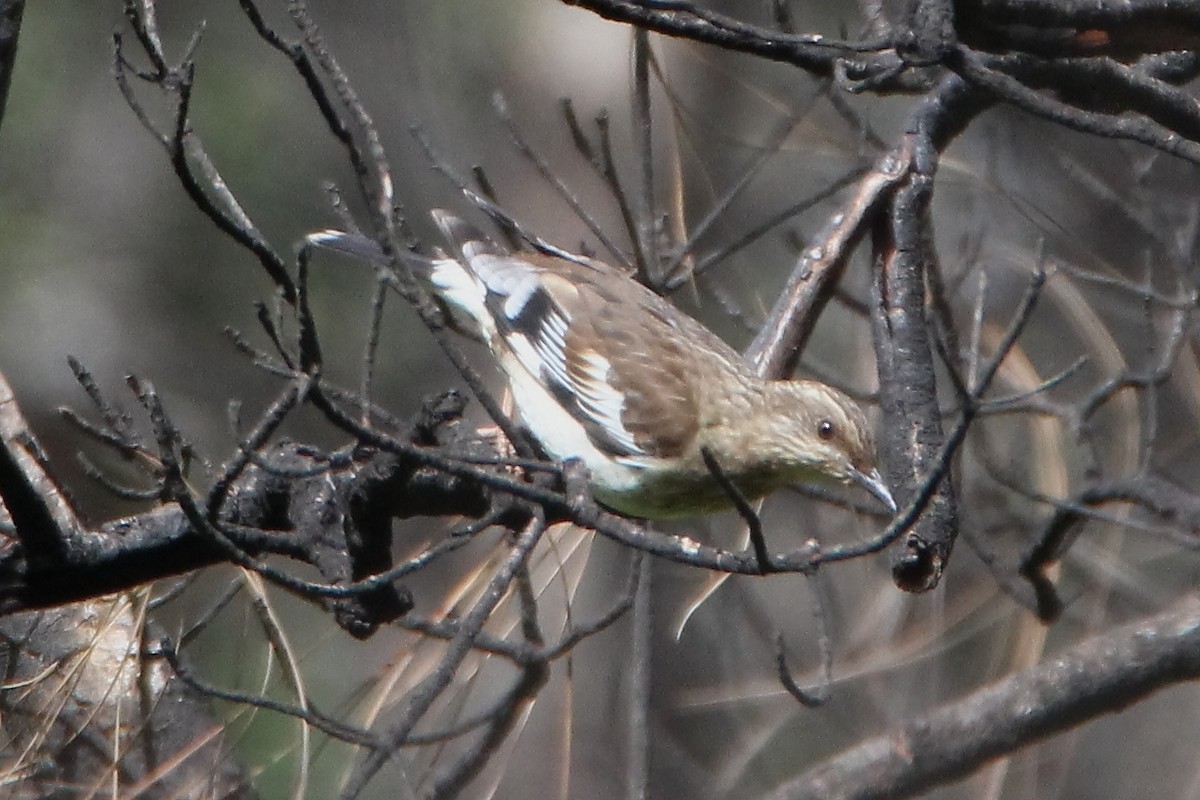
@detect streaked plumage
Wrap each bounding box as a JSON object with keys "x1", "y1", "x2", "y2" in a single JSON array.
[{"x1": 311, "y1": 213, "x2": 894, "y2": 519}]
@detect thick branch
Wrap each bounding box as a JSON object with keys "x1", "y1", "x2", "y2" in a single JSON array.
[
  {"x1": 559, "y1": 0, "x2": 842, "y2": 74},
  {"x1": 767, "y1": 594, "x2": 1200, "y2": 800}
]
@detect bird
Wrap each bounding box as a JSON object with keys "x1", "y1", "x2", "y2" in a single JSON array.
[{"x1": 310, "y1": 212, "x2": 895, "y2": 520}]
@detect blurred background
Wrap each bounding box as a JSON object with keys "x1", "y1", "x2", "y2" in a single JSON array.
[{"x1": 3, "y1": 2, "x2": 1200, "y2": 799}]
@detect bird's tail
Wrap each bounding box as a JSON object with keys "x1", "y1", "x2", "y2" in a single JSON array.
[
  {"x1": 303, "y1": 223, "x2": 493, "y2": 342},
  {"x1": 303, "y1": 228, "x2": 394, "y2": 266}
]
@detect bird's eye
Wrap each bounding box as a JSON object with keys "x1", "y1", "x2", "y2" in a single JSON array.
[{"x1": 817, "y1": 419, "x2": 836, "y2": 440}]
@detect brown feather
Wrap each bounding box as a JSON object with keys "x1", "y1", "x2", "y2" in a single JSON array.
[{"x1": 530, "y1": 255, "x2": 730, "y2": 459}]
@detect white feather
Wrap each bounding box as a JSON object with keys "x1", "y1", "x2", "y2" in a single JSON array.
[
  {"x1": 571, "y1": 351, "x2": 641, "y2": 454},
  {"x1": 500, "y1": 350, "x2": 647, "y2": 493},
  {"x1": 501, "y1": 276, "x2": 540, "y2": 320},
  {"x1": 429, "y1": 258, "x2": 494, "y2": 341}
]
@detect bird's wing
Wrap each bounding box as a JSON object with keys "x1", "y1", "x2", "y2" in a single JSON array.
[
  {"x1": 558, "y1": 274, "x2": 702, "y2": 459},
  {"x1": 432, "y1": 211, "x2": 701, "y2": 460}
]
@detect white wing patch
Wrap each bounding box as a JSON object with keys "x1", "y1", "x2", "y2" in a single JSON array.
[
  {"x1": 459, "y1": 238, "x2": 494, "y2": 261},
  {"x1": 472, "y1": 254, "x2": 537, "y2": 300},
  {"x1": 505, "y1": 332, "x2": 547, "y2": 388},
  {"x1": 502, "y1": 275, "x2": 541, "y2": 321},
  {"x1": 499, "y1": 350, "x2": 649, "y2": 495},
  {"x1": 504, "y1": 311, "x2": 572, "y2": 395},
  {"x1": 570, "y1": 350, "x2": 641, "y2": 455},
  {"x1": 429, "y1": 258, "x2": 493, "y2": 341}
]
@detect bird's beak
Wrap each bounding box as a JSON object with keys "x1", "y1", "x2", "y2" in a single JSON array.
[{"x1": 849, "y1": 467, "x2": 896, "y2": 513}]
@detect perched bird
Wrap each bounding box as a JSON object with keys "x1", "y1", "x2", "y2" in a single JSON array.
[{"x1": 311, "y1": 212, "x2": 894, "y2": 520}]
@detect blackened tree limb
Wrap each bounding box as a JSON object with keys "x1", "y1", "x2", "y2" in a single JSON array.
[
  {"x1": 950, "y1": 47, "x2": 1200, "y2": 166},
  {"x1": 744, "y1": 141, "x2": 911, "y2": 379},
  {"x1": 765, "y1": 593, "x2": 1200, "y2": 800},
  {"x1": 560, "y1": 1, "x2": 1200, "y2": 169},
  {"x1": 882, "y1": 0, "x2": 957, "y2": 64},
  {"x1": 963, "y1": 0, "x2": 1200, "y2": 30},
  {"x1": 0, "y1": 379, "x2": 496, "y2": 629},
  {"x1": 868, "y1": 83, "x2": 978, "y2": 592},
  {"x1": 747, "y1": 75, "x2": 985, "y2": 379},
  {"x1": 558, "y1": 0, "x2": 847, "y2": 74},
  {"x1": 0, "y1": 369, "x2": 82, "y2": 562}
]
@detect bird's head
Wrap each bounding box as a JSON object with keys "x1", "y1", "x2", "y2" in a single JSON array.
[{"x1": 750, "y1": 380, "x2": 895, "y2": 512}]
